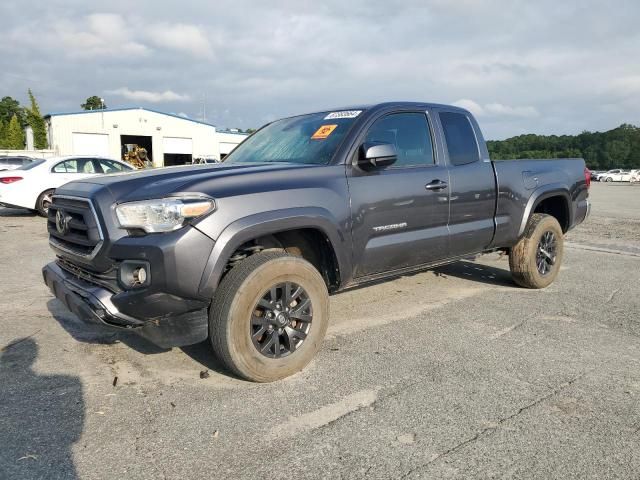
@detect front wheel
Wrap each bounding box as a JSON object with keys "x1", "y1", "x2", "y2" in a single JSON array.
[
  {"x1": 36, "y1": 189, "x2": 55, "y2": 217},
  {"x1": 210, "y1": 251, "x2": 329, "y2": 382},
  {"x1": 509, "y1": 213, "x2": 564, "y2": 289},
  {"x1": 605, "y1": 177, "x2": 613, "y2": 182}
]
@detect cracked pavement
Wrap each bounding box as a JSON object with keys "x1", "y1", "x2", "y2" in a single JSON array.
[{"x1": 1, "y1": 182, "x2": 639, "y2": 479}]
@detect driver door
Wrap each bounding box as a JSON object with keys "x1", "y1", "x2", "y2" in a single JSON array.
[{"x1": 347, "y1": 111, "x2": 450, "y2": 277}]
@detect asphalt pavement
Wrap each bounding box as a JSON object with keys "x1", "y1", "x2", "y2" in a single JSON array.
[{"x1": 1, "y1": 182, "x2": 639, "y2": 479}]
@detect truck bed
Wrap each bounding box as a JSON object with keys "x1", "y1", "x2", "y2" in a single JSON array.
[{"x1": 491, "y1": 158, "x2": 590, "y2": 248}]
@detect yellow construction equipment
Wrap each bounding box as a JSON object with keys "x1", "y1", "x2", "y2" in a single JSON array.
[{"x1": 122, "y1": 144, "x2": 152, "y2": 169}]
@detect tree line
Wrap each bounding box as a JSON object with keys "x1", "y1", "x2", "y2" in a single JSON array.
[
  {"x1": 487, "y1": 123, "x2": 640, "y2": 169},
  {"x1": 0, "y1": 91, "x2": 48, "y2": 150}
]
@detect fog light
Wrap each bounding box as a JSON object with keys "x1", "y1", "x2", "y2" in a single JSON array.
[
  {"x1": 132, "y1": 267, "x2": 147, "y2": 285},
  {"x1": 118, "y1": 261, "x2": 151, "y2": 289}
]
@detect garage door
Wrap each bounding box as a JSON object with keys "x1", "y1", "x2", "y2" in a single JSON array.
[
  {"x1": 72, "y1": 133, "x2": 110, "y2": 156},
  {"x1": 163, "y1": 137, "x2": 193, "y2": 154}
]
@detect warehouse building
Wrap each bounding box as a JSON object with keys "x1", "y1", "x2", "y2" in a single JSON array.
[
  {"x1": 217, "y1": 129, "x2": 251, "y2": 159},
  {"x1": 44, "y1": 107, "x2": 248, "y2": 167}
]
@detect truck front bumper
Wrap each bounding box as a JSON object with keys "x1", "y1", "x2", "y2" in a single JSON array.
[{"x1": 43, "y1": 262, "x2": 209, "y2": 348}]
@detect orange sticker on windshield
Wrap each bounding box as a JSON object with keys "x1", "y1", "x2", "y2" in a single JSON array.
[{"x1": 311, "y1": 124, "x2": 338, "y2": 140}]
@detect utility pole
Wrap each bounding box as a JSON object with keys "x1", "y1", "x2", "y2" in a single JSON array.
[
  {"x1": 100, "y1": 98, "x2": 105, "y2": 129},
  {"x1": 202, "y1": 93, "x2": 207, "y2": 123}
]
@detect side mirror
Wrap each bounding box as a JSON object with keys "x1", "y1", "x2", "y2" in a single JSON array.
[{"x1": 358, "y1": 142, "x2": 397, "y2": 169}]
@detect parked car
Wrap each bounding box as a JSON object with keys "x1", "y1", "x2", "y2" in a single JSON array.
[
  {"x1": 0, "y1": 156, "x2": 37, "y2": 171},
  {"x1": 597, "y1": 169, "x2": 631, "y2": 182},
  {"x1": 42, "y1": 102, "x2": 590, "y2": 382},
  {"x1": 192, "y1": 157, "x2": 219, "y2": 165},
  {"x1": 590, "y1": 170, "x2": 604, "y2": 181},
  {"x1": 0, "y1": 156, "x2": 134, "y2": 216}
]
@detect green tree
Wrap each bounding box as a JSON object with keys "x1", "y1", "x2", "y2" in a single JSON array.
[
  {"x1": 487, "y1": 123, "x2": 640, "y2": 170},
  {"x1": 604, "y1": 140, "x2": 630, "y2": 168},
  {"x1": 5, "y1": 114, "x2": 25, "y2": 150},
  {"x1": 0, "y1": 96, "x2": 26, "y2": 128},
  {"x1": 0, "y1": 120, "x2": 6, "y2": 148},
  {"x1": 25, "y1": 89, "x2": 48, "y2": 149},
  {"x1": 81, "y1": 96, "x2": 106, "y2": 110}
]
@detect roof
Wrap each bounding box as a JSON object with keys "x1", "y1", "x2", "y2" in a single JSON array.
[
  {"x1": 44, "y1": 107, "x2": 216, "y2": 128},
  {"x1": 37, "y1": 155, "x2": 122, "y2": 163},
  {"x1": 274, "y1": 101, "x2": 470, "y2": 122},
  {"x1": 322, "y1": 101, "x2": 470, "y2": 113}
]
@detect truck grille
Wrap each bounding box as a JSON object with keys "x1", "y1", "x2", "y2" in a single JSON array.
[{"x1": 48, "y1": 196, "x2": 103, "y2": 258}]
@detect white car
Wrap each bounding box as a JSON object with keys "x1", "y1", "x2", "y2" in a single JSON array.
[
  {"x1": 0, "y1": 156, "x2": 134, "y2": 216},
  {"x1": 597, "y1": 169, "x2": 631, "y2": 182},
  {"x1": 629, "y1": 169, "x2": 640, "y2": 183}
]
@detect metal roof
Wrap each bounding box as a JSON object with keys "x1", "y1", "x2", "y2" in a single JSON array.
[{"x1": 44, "y1": 107, "x2": 217, "y2": 128}]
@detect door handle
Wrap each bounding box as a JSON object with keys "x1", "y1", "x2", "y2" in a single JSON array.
[{"x1": 425, "y1": 180, "x2": 448, "y2": 190}]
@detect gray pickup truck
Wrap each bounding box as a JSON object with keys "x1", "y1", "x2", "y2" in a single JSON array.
[{"x1": 43, "y1": 102, "x2": 591, "y2": 381}]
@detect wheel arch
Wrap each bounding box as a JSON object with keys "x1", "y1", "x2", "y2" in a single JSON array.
[
  {"x1": 518, "y1": 185, "x2": 572, "y2": 237},
  {"x1": 197, "y1": 208, "x2": 350, "y2": 298},
  {"x1": 35, "y1": 187, "x2": 56, "y2": 213}
]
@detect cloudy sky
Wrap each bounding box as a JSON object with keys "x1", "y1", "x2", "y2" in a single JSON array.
[{"x1": 1, "y1": 0, "x2": 638, "y2": 139}]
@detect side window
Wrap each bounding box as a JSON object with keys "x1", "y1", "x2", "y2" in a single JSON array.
[
  {"x1": 79, "y1": 158, "x2": 96, "y2": 174},
  {"x1": 364, "y1": 112, "x2": 434, "y2": 167},
  {"x1": 51, "y1": 159, "x2": 96, "y2": 173},
  {"x1": 98, "y1": 159, "x2": 125, "y2": 174},
  {"x1": 52, "y1": 160, "x2": 75, "y2": 173},
  {"x1": 439, "y1": 112, "x2": 480, "y2": 166}
]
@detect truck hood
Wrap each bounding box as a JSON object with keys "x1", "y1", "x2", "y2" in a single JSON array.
[{"x1": 55, "y1": 162, "x2": 319, "y2": 203}]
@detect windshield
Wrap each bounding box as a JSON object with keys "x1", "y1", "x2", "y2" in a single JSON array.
[
  {"x1": 18, "y1": 159, "x2": 45, "y2": 170},
  {"x1": 224, "y1": 110, "x2": 362, "y2": 165}
]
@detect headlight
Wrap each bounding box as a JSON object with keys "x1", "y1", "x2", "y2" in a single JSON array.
[{"x1": 115, "y1": 197, "x2": 215, "y2": 233}]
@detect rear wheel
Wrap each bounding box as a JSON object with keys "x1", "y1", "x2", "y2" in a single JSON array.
[
  {"x1": 509, "y1": 213, "x2": 564, "y2": 289},
  {"x1": 210, "y1": 251, "x2": 329, "y2": 382},
  {"x1": 605, "y1": 177, "x2": 613, "y2": 182},
  {"x1": 36, "y1": 189, "x2": 55, "y2": 217}
]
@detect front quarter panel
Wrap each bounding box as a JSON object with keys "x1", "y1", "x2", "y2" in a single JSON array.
[{"x1": 192, "y1": 165, "x2": 352, "y2": 295}]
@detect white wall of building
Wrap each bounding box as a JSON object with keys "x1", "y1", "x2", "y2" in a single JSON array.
[
  {"x1": 46, "y1": 108, "x2": 219, "y2": 167},
  {"x1": 216, "y1": 131, "x2": 249, "y2": 156}
]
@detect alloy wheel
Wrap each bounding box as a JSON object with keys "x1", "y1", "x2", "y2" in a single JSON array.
[
  {"x1": 250, "y1": 282, "x2": 313, "y2": 358},
  {"x1": 536, "y1": 231, "x2": 557, "y2": 275}
]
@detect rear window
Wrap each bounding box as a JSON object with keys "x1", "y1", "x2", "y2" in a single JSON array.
[
  {"x1": 0, "y1": 157, "x2": 30, "y2": 166},
  {"x1": 17, "y1": 159, "x2": 45, "y2": 170},
  {"x1": 440, "y1": 112, "x2": 480, "y2": 166}
]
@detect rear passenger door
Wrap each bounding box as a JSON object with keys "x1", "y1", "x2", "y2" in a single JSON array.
[{"x1": 436, "y1": 110, "x2": 496, "y2": 257}]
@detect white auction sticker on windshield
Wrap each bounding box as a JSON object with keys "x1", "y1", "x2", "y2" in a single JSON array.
[{"x1": 324, "y1": 110, "x2": 362, "y2": 120}]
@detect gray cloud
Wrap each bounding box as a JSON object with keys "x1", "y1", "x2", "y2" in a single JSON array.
[
  {"x1": 0, "y1": 0, "x2": 638, "y2": 138},
  {"x1": 106, "y1": 87, "x2": 191, "y2": 103}
]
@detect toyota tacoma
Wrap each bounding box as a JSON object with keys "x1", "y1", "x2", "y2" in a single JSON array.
[{"x1": 43, "y1": 102, "x2": 591, "y2": 381}]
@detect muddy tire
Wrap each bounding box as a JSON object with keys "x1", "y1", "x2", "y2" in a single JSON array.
[
  {"x1": 509, "y1": 213, "x2": 564, "y2": 289},
  {"x1": 36, "y1": 189, "x2": 55, "y2": 217},
  {"x1": 210, "y1": 251, "x2": 329, "y2": 382}
]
